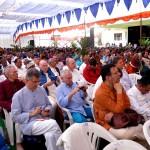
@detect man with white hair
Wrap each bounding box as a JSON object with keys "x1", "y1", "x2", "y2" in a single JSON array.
[
  {"x1": 63, "y1": 58, "x2": 84, "y2": 83},
  {"x1": 0, "y1": 65, "x2": 25, "y2": 150},
  {"x1": 56, "y1": 70, "x2": 93, "y2": 123},
  {"x1": 0, "y1": 65, "x2": 25, "y2": 111},
  {"x1": 39, "y1": 60, "x2": 58, "y2": 97}
]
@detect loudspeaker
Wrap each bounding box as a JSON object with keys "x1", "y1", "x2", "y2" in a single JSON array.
[
  {"x1": 29, "y1": 40, "x2": 35, "y2": 47},
  {"x1": 90, "y1": 28, "x2": 94, "y2": 48}
]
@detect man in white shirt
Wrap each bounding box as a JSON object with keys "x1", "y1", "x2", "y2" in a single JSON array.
[
  {"x1": 127, "y1": 74, "x2": 150, "y2": 121},
  {"x1": 79, "y1": 55, "x2": 89, "y2": 75},
  {"x1": 14, "y1": 57, "x2": 26, "y2": 80},
  {"x1": 63, "y1": 58, "x2": 84, "y2": 83}
]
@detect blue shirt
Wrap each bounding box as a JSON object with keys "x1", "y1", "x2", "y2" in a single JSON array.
[
  {"x1": 11, "y1": 86, "x2": 51, "y2": 135},
  {"x1": 56, "y1": 82, "x2": 86, "y2": 115}
]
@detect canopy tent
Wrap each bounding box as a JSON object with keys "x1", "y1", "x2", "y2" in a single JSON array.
[
  {"x1": 0, "y1": 0, "x2": 111, "y2": 35},
  {"x1": 13, "y1": 0, "x2": 150, "y2": 43},
  {"x1": 0, "y1": 0, "x2": 149, "y2": 48}
]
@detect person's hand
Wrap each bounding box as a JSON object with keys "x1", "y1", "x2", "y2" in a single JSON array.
[
  {"x1": 72, "y1": 87, "x2": 80, "y2": 94},
  {"x1": 29, "y1": 107, "x2": 41, "y2": 117},
  {"x1": 114, "y1": 83, "x2": 123, "y2": 94},
  {"x1": 41, "y1": 108, "x2": 50, "y2": 117},
  {"x1": 78, "y1": 85, "x2": 87, "y2": 91},
  {"x1": 44, "y1": 80, "x2": 55, "y2": 87}
]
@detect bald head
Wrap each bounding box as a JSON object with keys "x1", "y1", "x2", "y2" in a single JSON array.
[
  {"x1": 66, "y1": 58, "x2": 76, "y2": 71},
  {"x1": 39, "y1": 60, "x2": 48, "y2": 73},
  {"x1": 61, "y1": 70, "x2": 73, "y2": 86}
]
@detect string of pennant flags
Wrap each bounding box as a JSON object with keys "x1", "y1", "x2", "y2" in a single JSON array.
[{"x1": 14, "y1": 0, "x2": 150, "y2": 42}]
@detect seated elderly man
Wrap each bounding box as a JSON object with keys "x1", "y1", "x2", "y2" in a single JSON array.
[
  {"x1": 127, "y1": 70, "x2": 150, "y2": 121},
  {"x1": 11, "y1": 68, "x2": 62, "y2": 150},
  {"x1": 0, "y1": 65, "x2": 25, "y2": 150},
  {"x1": 63, "y1": 58, "x2": 84, "y2": 83},
  {"x1": 0, "y1": 65, "x2": 25, "y2": 111},
  {"x1": 94, "y1": 64, "x2": 144, "y2": 140},
  {"x1": 39, "y1": 60, "x2": 58, "y2": 97},
  {"x1": 56, "y1": 70, "x2": 93, "y2": 123}
]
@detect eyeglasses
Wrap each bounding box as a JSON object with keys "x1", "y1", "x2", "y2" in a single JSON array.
[{"x1": 31, "y1": 80, "x2": 40, "y2": 83}]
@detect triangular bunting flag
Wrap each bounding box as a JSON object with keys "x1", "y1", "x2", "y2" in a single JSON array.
[
  {"x1": 105, "y1": 0, "x2": 116, "y2": 15},
  {"x1": 65, "y1": 11, "x2": 71, "y2": 24},
  {"x1": 20, "y1": 25, "x2": 23, "y2": 31},
  {"x1": 83, "y1": 7, "x2": 88, "y2": 13},
  {"x1": 74, "y1": 8, "x2": 82, "y2": 22},
  {"x1": 142, "y1": 0, "x2": 150, "y2": 8},
  {"x1": 48, "y1": 17, "x2": 52, "y2": 27},
  {"x1": 35, "y1": 19, "x2": 39, "y2": 29},
  {"x1": 30, "y1": 22, "x2": 32, "y2": 29},
  {"x1": 124, "y1": 0, "x2": 132, "y2": 10},
  {"x1": 56, "y1": 14, "x2": 62, "y2": 25},
  {"x1": 24, "y1": 23, "x2": 28, "y2": 30},
  {"x1": 41, "y1": 18, "x2": 45, "y2": 28},
  {"x1": 100, "y1": 3, "x2": 103, "y2": 9},
  {"x1": 90, "y1": 3, "x2": 99, "y2": 18}
]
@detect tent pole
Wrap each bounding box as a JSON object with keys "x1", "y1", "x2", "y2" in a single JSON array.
[
  {"x1": 139, "y1": 14, "x2": 142, "y2": 46},
  {"x1": 84, "y1": 15, "x2": 86, "y2": 37}
]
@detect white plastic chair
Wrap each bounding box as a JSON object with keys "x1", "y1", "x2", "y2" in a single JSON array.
[
  {"x1": 143, "y1": 120, "x2": 150, "y2": 145},
  {"x1": 58, "y1": 101, "x2": 94, "y2": 129},
  {"x1": 3, "y1": 108, "x2": 15, "y2": 146},
  {"x1": 61, "y1": 107, "x2": 74, "y2": 126},
  {"x1": 57, "y1": 122, "x2": 117, "y2": 150},
  {"x1": 103, "y1": 139, "x2": 147, "y2": 150},
  {"x1": 129, "y1": 73, "x2": 141, "y2": 86}
]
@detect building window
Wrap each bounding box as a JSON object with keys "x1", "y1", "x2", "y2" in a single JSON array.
[{"x1": 114, "y1": 33, "x2": 122, "y2": 41}]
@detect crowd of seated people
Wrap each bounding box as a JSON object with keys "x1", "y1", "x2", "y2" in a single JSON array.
[{"x1": 0, "y1": 46, "x2": 149, "y2": 149}]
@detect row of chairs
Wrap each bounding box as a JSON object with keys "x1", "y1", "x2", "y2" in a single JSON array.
[
  {"x1": 56, "y1": 122, "x2": 148, "y2": 150},
  {"x1": 3, "y1": 105, "x2": 150, "y2": 150}
]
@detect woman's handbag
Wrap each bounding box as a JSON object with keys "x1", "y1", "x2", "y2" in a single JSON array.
[{"x1": 110, "y1": 109, "x2": 145, "y2": 129}]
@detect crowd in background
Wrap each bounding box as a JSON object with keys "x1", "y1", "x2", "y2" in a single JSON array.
[{"x1": 0, "y1": 45, "x2": 150, "y2": 149}]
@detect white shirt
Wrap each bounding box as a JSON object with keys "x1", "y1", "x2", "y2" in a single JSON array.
[
  {"x1": 0, "y1": 74, "x2": 6, "y2": 82},
  {"x1": 127, "y1": 85, "x2": 150, "y2": 120},
  {"x1": 79, "y1": 63, "x2": 86, "y2": 75},
  {"x1": 63, "y1": 66, "x2": 85, "y2": 83},
  {"x1": 92, "y1": 76, "x2": 103, "y2": 99},
  {"x1": 50, "y1": 67, "x2": 59, "y2": 77},
  {"x1": 16, "y1": 66, "x2": 27, "y2": 80},
  {"x1": 120, "y1": 69, "x2": 132, "y2": 91}
]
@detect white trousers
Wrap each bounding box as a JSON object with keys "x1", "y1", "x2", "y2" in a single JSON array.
[
  {"x1": 109, "y1": 124, "x2": 145, "y2": 140},
  {"x1": 32, "y1": 119, "x2": 63, "y2": 150}
]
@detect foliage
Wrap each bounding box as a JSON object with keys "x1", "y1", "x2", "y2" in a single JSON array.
[
  {"x1": 52, "y1": 41, "x2": 58, "y2": 47},
  {"x1": 10, "y1": 44, "x2": 21, "y2": 51},
  {"x1": 70, "y1": 41, "x2": 78, "y2": 49},
  {"x1": 78, "y1": 37, "x2": 93, "y2": 56},
  {"x1": 139, "y1": 38, "x2": 150, "y2": 47}
]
